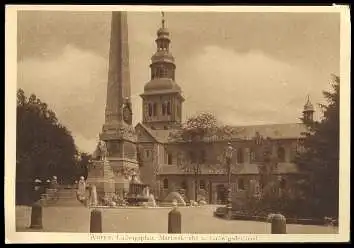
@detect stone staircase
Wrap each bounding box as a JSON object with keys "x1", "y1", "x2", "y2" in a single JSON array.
[{"x1": 41, "y1": 186, "x2": 86, "y2": 207}]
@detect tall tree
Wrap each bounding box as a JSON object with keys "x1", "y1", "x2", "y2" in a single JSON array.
[
  {"x1": 16, "y1": 89, "x2": 78, "y2": 204},
  {"x1": 295, "y1": 74, "x2": 340, "y2": 218},
  {"x1": 75, "y1": 152, "x2": 91, "y2": 180}
]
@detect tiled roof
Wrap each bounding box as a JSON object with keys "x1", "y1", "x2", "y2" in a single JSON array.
[
  {"x1": 226, "y1": 123, "x2": 307, "y2": 140},
  {"x1": 137, "y1": 122, "x2": 307, "y2": 144},
  {"x1": 136, "y1": 123, "x2": 173, "y2": 143},
  {"x1": 157, "y1": 163, "x2": 299, "y2": 175}
]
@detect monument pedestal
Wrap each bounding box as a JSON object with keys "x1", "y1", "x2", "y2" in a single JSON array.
[
  {"x1": 86, "y1": 158, "x2": 141, "y2": 201},
  {"x1": 86, "y1": 160, "x2": 115, "y2": 201}
]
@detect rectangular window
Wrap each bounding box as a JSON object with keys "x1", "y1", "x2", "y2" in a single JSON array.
[
  {"x1": 238, "y1": 178, "x2": 245, "y2": 191},
  {"x1": 168, "y1": 153, "x2": 173, "y2": 165},
  {"x1": 200, "y1": 150, "x2": 206, "y2": 163},
  {"x1": 145, "y1": 149, "x2": 151, "y2": 159},
  {"x1": 199, "y1": 180, "x2": 205, "y2": 190},
  {"x1": 190, "y1": 151, "x2": 196, "y2": 163},
  {"x1": 250, "y1": 150, "x2": 256, "y2": 162}
]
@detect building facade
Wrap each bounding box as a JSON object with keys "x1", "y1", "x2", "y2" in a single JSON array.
[{"x1": 135, "y1": 15, "x2": 314, "y2": 204}]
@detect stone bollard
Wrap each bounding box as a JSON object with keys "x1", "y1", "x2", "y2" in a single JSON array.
[
  {"x1": 270, "y1": 213, "x2": 287, "y2": 234},
  {"x1": 168, "y1": 202, "x2": 181, "y2": 233},
  {"x1": 90, "y1": 209, "x2": 102, "y2": 233},
  {"x1": 30, "y1": 202, "x2": 43, "y2": 229}
]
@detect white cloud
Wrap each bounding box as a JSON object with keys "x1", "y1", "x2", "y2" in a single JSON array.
[
  {"x1": 18, "y1": 45, "x2": 108, "y2": 153},
  {"x1": 178, "y1": 46, "x2": 329, "y2": 125},
  {"x1": 17, "y1": 44, "x2": 332, "y2": 153}
]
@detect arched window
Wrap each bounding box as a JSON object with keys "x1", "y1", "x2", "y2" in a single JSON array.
[
  {"x1": 237, "y1": 148, "x2": 244, "y2": 163},
  {"x1": 151, "y1": 67, "x2": 157, "y2": 79},
  {"x1": 163, "y1": 179, "x2": 169, "y2": 189},
  {"x1": 199, "y1": 180, "x2": 205, "y2": 190},
  {"x1": 153, "y1": 103, "x2": 157, "y2": 116},
  {"x1": 277, "y1": 147, "x2": 286, "y2": 162},
  {"x1": 162, "y1": 102, "x2": 166, "y2": 116},
  {"x1": 148, "y1": 103, "x2": 152, "y2": 117},
  {"x1": 167, "y1": 101, "x2": 171, "y2": 115}
]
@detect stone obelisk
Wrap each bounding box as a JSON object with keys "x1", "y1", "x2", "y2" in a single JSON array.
[{"x1": 88, "y1": 11, "x2": 139, "y2": 200}]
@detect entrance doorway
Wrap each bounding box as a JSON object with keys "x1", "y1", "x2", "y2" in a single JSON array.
[{"x1": 216, "y1": 184, "x2": 227, "y2": 204}]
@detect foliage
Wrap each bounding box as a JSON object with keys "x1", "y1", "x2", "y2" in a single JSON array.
[
  {"x1": 241, "y1": 75, "x2": 340, "y2": 219},
  {"x1": 294, "y1": 74, "x2": 340, "y2": 219},
  {"x1": 16, "y1": 89, "x2": 79, "y2": 204},
  {"x1": 75, "y1": 152, "x2": 91, "y2": 180}
]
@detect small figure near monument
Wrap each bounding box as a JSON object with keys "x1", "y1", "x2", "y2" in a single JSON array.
[
  {"x1": 50, "y1": 176, "x2": 59, "y2": 200},
  {"x1": 77, "y1": 176, "x2": 86, "y2": 202},
  {"x1": 147, "y1": 193, "x2": 157, "y2": 207},
  {"x1": 50, "y1": 176, "x2": 58, "y2": 189}
]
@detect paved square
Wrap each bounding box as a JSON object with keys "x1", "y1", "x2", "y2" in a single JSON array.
[{"x1": 16, "y1": 206, "x2": 338, "y2": 234}]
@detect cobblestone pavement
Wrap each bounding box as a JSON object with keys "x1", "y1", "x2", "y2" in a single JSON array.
[{"x1": 15, "y1": 205, "x2": 338, "y2": 234}]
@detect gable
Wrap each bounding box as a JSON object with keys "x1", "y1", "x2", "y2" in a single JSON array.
[{"x1": 135, "y1": 124, "x2": 158, "y2": 143}]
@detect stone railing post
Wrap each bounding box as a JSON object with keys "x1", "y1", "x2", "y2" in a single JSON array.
[
  {"x1": 90, "y1": 209, "x2": 102, "y2": 233},
  {"x1": 270, "y1": 213, "x2": 287, "y2": 234},
  {"x1": 30, "y1": 202, "x2": 43, "y2": 229},
  {"x1": 168, "y1": 201, "x2": 181, "y2": 233}
]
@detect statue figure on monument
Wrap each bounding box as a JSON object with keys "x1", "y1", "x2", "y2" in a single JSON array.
[
  {"x1": 122, "y1": 97, "x2": 133, "y2": 125},
  {"x1": 100, "y1": 140, "x2": 108, "y2": 160}
]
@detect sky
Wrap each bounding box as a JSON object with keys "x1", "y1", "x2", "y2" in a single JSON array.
[{"x1": 17, "y1": 10, "x2": 340, "y2": 153}]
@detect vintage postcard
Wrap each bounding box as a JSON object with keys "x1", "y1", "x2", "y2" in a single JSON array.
[{"x1": 5, "y1": 5, "x2": 350, "y2": 243}]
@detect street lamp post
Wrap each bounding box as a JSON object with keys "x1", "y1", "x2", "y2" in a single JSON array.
[{"x1": 225, "y1": 142, "x2": 234, "y2": 219}]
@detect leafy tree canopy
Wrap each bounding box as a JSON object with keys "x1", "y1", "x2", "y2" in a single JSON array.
[
  {"x1": 295, "y1": 74, "x2": 340, "y2": 218},
  {"x1": 16, "y1": 88, "x2": 78, "y2": 184}
]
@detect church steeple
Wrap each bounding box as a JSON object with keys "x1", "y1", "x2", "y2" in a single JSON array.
[
  {"x1": 140, "y1": 12, "x2": 184, "y2": 130},
  {"x1": 303, "y1": 95, "x2": 315, "y2": 122},
  {"x1": 150, "y1": 12, "x2": 175, "y2": 81}
]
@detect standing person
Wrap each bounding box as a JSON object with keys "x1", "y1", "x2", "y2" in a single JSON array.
[
  {"x1": 77, "y1": 176, "x2": 86, "y2": 202},
  {"x1": 32, "y1": 179, "x2": 42, "y2": 204},
  {"x1": 51, "y1": 176, "x2": 59, "y2": 200}
]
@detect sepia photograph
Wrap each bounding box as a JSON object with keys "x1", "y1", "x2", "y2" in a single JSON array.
[{"x1": 5, "y1": 5, "x2": 350, "y2": 243}]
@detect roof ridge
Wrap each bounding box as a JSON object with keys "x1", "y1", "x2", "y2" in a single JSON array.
[{"x1": 227, "y1": 122, "x2": 303, "y2": 128}]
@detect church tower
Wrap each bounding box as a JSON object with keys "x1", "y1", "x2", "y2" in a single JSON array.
[
  {"x1": 303, "y1": 95, "x2": 315, "y2": 122},
  {"x1": 140, "y1": 12, "x2": 184, "y2": 130}
]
